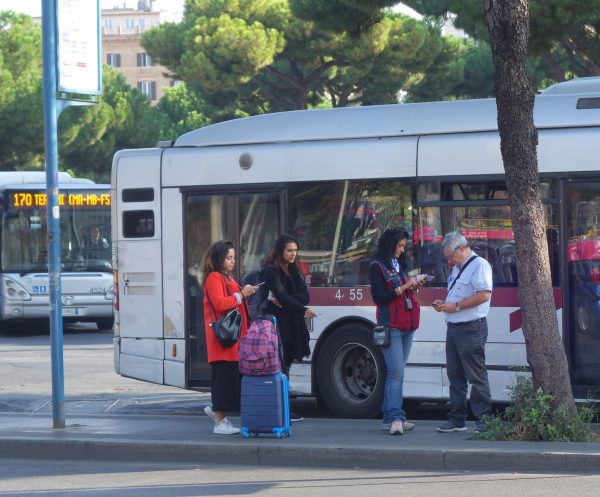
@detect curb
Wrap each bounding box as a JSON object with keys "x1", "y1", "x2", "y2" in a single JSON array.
[{"x1": 2, "y1": 437, "x2": 600, "y2": 473}]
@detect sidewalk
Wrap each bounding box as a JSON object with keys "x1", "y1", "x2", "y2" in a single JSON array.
[{"x1": 1, "y1": 412, "x2": 599, "y2": 473}]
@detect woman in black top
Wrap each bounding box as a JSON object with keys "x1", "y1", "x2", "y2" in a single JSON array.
[{"x1": 263, "y1": 234, "x2": 317, "y2": 422}]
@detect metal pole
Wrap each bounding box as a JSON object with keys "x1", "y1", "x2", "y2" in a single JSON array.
[{"x1": 41, "y1": 0, "x2": 65, "y2": 429}]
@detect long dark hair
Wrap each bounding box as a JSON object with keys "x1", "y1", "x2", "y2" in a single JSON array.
[
  {"x1": 263, "y1": 233, "x2": 300, "y2": 275},
  {"x1": 374, "y1": 227, "x2": 409, "y2": 269},
  {"x1": 201, "y1": 240, "x2": 234, "y2": 284}
]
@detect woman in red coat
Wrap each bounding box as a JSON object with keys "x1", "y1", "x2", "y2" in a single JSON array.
[{"x1": 202, "y1": 240, "x2": 258, "y2": 435}]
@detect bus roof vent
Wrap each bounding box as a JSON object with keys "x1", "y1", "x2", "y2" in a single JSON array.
[{"x1": 541, "y1": 77, "x2": 600, "y2": 95}]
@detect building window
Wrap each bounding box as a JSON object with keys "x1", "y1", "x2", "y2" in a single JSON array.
[
  {"x1": 139, "y1": 18, "x2": 146, "y2": 32},
  {"x1": 137, "y1": 53, "x2": 153, "y2": 67},
  {"x1": 125, "y1": 18, "x2": 135, "y2": 30},
  {"x1": 138, "y1": 81, "x2": 157, "y2": 100},
  {"x1": 106, "y1": 53, "x2": 121, "y2": 67},
  {"x1": 104, "y1": 19, "x2": 113, "y2": 30}
]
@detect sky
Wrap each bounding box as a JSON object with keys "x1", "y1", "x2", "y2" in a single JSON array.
[{"x1": 0, "y1": 0, "x2": 185, "y2": 22}]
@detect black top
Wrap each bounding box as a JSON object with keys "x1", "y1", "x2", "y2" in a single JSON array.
[
  {"x1": 368, "y1": 259, "x2": 401, "y2": 306},
  {"x1": 263, "y1": 264, "x2": 310, "y2": 362}
]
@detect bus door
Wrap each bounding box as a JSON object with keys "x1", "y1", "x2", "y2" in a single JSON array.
[
  {"x1": 566, "y1": 181, "x2": 600, "y2": 389},
  {"x1": 185, "y1": 189, "x2": 282, "y2": 387},
  {"x1": 113, "y1": 154, "x2": 163, "y2": 385}
]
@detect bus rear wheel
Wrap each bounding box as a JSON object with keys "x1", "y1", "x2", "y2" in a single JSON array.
[{"x1": 316, "y1": 323, "x2": 385, "y2": 418}]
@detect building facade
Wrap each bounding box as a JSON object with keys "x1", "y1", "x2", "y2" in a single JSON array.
[{"x1": 102, "y1": 3, "x2": 175, "y2": 103}]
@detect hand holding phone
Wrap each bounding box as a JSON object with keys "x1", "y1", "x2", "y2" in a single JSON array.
[{"x1": 416, "y1": 274, "x2": 435, "y2": 283}]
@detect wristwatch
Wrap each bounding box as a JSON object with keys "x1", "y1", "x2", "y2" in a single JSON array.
[{"x1": 455, "y1": 302, "x2": 461, "y2": 312}]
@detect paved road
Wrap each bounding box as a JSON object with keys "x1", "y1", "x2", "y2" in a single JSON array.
[
  {"x1": 0, "y1": 324, "x2": 446, "y2": 419},
  {"x1": 2, "y1": 459, "x2": 600, "y2": 497},
  {"x1": 0, "y1": 325, "x2": 206, "y2": 415}
]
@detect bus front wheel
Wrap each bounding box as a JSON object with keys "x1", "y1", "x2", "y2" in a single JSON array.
[{"x1": 316, "y1": 323, "x2": 385, "y2": 418}]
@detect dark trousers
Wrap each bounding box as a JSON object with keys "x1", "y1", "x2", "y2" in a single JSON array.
[{"x1": 445, "y1": 319, "x2": 492, "y2": 422}]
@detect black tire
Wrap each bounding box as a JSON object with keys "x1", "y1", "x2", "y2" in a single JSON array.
[
  {"x1": 96, "y1": 318, "x2": 114, "y2": 330},
  {"x1": 316, "y1": 322, "x2": 386, "y2": 418}
]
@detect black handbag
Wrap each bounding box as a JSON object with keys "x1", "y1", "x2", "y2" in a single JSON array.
[
  {"x1": 373, "y1": 325, "x2": 391, "y2": 347},
  {"x1": 206, "y1": 276, "x2": 243, "y2": 348},
  {"x1": 210, "y1": 307, "x2": 242, "y2": 348}
]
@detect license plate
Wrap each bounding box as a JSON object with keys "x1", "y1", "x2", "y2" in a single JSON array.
[{"x1": 62, "y1": 308, "x2": 80, "y2": 316}]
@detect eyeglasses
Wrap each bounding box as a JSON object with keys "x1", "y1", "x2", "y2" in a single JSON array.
[{"x1": 443, "y1": 246, "x2": 463, "y2": 261}]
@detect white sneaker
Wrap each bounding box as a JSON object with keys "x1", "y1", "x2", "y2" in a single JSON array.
[
  {"x1": 213, "y1": 418, "x2": 240, "y2": 435},
  {"x1": 204, "y1": 405, "x2": 217, "y2": 426},
  {"x1": 403, "y1": 421, "x2": 415, "y2": 431},
  {"x1": 390, "y1": 420, "x2": 404, "y2": 435}
]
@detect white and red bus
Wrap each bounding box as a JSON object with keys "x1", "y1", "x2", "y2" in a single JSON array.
[
  {"x1": 0, "y1": 171, "x2": 113, "y2": 330},
  {"x1": 111, "y1": 77, "x2": 600, "y2": 417}
]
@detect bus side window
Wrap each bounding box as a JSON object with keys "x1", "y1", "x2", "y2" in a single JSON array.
[{"x1": 123, "y1": 210, "x2": 155, "y2": 238}]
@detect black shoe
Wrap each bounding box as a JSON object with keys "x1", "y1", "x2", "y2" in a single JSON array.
[
  {"x1": 474, "y1": 420, "x2": 488, "y2": 433},
  {"x1": 436, "y1": 420, "x2": 467, "y2": 432},
  {"x1": 290, "y1": 412, "x2": 303, "y2": 422}
]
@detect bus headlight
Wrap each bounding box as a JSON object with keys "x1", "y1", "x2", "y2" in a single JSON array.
[
  {"x1": 105, "y1": 285, "x2": 115, "y2": 300},
  {"x1": 2, "y1": 279, "x2": 31, "y2": 301}
]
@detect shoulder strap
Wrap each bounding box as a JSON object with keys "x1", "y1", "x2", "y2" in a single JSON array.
[
  {"x1": 372, "y1": 260, "x2": 406, "y2": 285},
  {"x1": 205, "y1": 273, "x2": 245, "y2": 321},
  {"x1": 448, "y1": 254, "x2": 479, "y2": 293}
]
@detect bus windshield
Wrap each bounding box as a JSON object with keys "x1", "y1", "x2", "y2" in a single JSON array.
[{"x1": 0, "y1": 188, "x2": 112, "y2": 273}]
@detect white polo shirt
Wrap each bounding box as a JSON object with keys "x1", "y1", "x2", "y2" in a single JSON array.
[{"x1": 446, "y1": 251, "x2": 493, "y2": 323}]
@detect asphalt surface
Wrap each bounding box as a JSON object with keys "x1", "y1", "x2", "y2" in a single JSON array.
[{"x1": 1, "y1": 405, "x2": 599, "y2": 474}]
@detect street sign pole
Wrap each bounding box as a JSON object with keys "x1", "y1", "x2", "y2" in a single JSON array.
[
  {"x1": 41, "y1": 0, "x2": 101, "y2": 429},
  {"x1": 41, "y1": 0, "x2": 65, "y2": 429}
]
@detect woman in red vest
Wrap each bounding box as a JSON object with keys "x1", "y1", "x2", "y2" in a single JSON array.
[
  {"x1": 369, "y1": 227, "x2": 422, "y2": 435},
  {"x1": 202, "y1": 240, "x2": 258, "y2": 435}
]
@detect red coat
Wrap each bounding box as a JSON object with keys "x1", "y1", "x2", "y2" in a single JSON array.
[{"x1": 203, "y1": 271, "x2": 249, "y2": 363}]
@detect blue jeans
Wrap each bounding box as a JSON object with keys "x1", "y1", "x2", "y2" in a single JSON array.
[
  {"x1": 446, "y1": 319, "x2": 492, "y2": 423},
  {"x1": 381, "y1": 328, "x2": 414, "y2": 423}
]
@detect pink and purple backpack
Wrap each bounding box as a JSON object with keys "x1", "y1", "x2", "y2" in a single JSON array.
[{"x1": 238, "y1": 318, "x2": 281, "y2": 375}]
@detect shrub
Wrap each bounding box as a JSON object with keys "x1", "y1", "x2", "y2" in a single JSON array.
[{"x1": 475, "y1": 375, "x2": 598, "y2": 442}]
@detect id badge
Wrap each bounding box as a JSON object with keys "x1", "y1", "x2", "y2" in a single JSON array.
[{"x1": 404, "y1": 296, "x2": 412, "y2": 310}]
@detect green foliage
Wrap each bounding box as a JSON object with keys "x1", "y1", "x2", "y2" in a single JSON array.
[
  {"x1": 156, "y1": 83, "x2": 213, "y2": 140},
  {"x1": 59, "y1": 67, "x2": 162, "y2": 183},
  {"x1": 407, "y1": 38, "x2": 495, "y2": 101},
  {"x1": 290, "y1": 0, "x2": 395, "y2": 33},
  {"x1": 143, "y1": 0, "x2": 469, "y2": 113},
  {"x1": 475, "y1": 375, "x2": 598, "y2": 442},
  {"x1": 0, "y1": 11, "x2": 45, "y2": 170},
  {"x1": 0, "y1": 12, "x2": 163, "y2": 182},
  {"x1": 403, "y1": 0, "x2": 600, "y2": 80}
]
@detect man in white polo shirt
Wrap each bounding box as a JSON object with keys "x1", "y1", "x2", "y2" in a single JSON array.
[{"x1": 432, "y1": 232, "x2": 493, "y2": 433}]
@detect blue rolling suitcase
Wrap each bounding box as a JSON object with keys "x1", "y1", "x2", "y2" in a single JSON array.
[{"x1": 240, "y1": 372, "x2": 291, "y2": 438}]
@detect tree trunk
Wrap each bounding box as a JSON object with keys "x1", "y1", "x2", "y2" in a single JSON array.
[{"x1": 484, "y1": 0, "x2": 576, "y2": 416}]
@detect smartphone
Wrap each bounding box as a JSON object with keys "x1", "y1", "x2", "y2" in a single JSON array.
[
  {"x1": 255, "y1": 281, "x2": 266, "y2": 286},
  {"x1": 424, "y1": 274, "x2": 435, "y2": 281}
]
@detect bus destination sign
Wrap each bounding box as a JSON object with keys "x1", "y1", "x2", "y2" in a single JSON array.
[{"x1": 10, "y1": 191, "x2": 111, "y2": 208}]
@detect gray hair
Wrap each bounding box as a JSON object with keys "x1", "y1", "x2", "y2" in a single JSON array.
[{"x1": 441, "y1": 231, "x2": 468, "y2": 251}]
